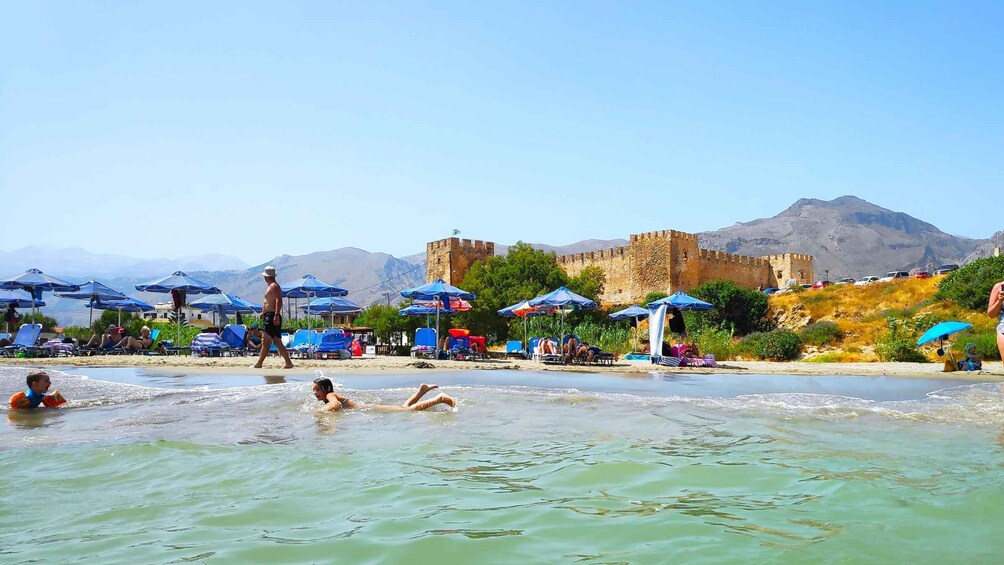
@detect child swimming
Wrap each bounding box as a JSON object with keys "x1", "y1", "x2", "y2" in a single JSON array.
[
  {"x1": 9, "y1": 370, "x2": 67, "y2": 409},
  {"x1": 312, "y1": 378, "x2": 455, "y2": 412}
]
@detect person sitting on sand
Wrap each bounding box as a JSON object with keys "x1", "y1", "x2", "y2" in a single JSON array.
[
  {"x1": 313, "y1": 378, "x2": 455, "y2": 412},
  {"x1": 116, "y1": 326, "x2": 154, "y2": 352},
  {"x1": 245, "y1": 323, "x2": 263, "y2": 353},
  {"x1": 9, "y1": 370, "x2": 67, "y2": 409}
]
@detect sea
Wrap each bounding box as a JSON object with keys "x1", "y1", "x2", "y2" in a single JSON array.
[{"x1": 2, "y1": 366, "x2": 1003, "y2": 564}]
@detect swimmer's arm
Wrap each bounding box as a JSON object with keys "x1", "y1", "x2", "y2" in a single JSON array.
[{"x1": 319, "y1": 393, "x2": 343, "y2": 411}]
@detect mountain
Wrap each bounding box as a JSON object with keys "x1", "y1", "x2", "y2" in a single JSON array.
[
  {"x1": 697, "y1": 196, "x2": 981, "y2": 280},
  {"x1": 496, "y1": 239, "x2": 629, "y2": 256},
  {"x1": 0, "y1": 246, "x2": 249, "y2": 279},
  {"x1": 31, "y1": 247, "x2": 425, "y2": 327},
  {"x1": 964, "y1": 231, "x2": 1003, "y2": 264}
]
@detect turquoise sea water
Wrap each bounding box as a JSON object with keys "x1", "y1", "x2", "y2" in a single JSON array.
[{"x1": 2, "y1": 366, "x2": 1003, "y2": 564}]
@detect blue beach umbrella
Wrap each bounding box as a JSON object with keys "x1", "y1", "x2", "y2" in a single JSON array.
[
  {"x1": 916, "y1": 321, "x2": 973, "y2": 346},
  {"x1": 647, "y1": 291, "x2": 714, "y2": 311},
  {"x1": 136, "y1": 271, "x2": 221, "y2": 342},
  {"x1": 401, "y1": 279, "x2": 476, "y2": 355},
  {"x1": 282, "y1": 274, "x2": 349, "y2": 324},
  {"x1": 302, "y1": 296, "x2": 362, "y2": 327},
  {"x1": 399, "y1": 304, "x2": 459, "y2": 329},
  {"x1": 609, "y1": 304, "x2": 650, "y2": 352},
  {"x1": 55, "y1": 280, "x2": 127, "y2": 329},
  {"x1": 0, "y1": 268, "x2": 80, "y2": 321},
  {"x1": 88, "y1": 296, "x2": 155, "y2": 326},
  {"x1": 0, "y1": 290, "x2": 44, "y2": 330},
  {"x1": 528, "y1": 286, "x2": 598, "y2": 351},
  {"x1": 191, "y1": 293, "x2": 262, "y2": 327}
]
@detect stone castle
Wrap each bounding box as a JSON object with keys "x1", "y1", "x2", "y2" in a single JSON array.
[{"x1": 426, "y1": 229, "x2": 813, "y2": 305}]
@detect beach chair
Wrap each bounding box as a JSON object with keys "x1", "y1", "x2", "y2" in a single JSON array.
[
  {"x1": 410, "y1": 328, "x2": 437, "y2": 359},
  {"x1": 287, "y1": 329, "x2": 319, "y2": 359},
  {"x1": 109, "y1": 328, "x2": 164, "y2": 355},
  {"x1": 41, "y1": 339, "x2": 75, "y2": 357},
  {"x1": 2, "y1": 323, "x2": 43, "y2": 357},
  {"x1": 316, "y1": 328, "x2": 352, "y2": 359},
  {"x1": 447, "y1": 335, "x2": 474, "y2": 360},
  {"x1": 221, "y1": 324, "x2": 247, "y2": 356},
  {"x1": 505, "y1": 340, "x2": 527, "y2": 359},
  {"x1": 191, "y1": 332, "x2": 228, "y2": 357}
]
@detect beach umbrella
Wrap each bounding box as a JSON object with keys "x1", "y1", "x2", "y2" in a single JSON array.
[
  {"x1": 415, "y1": 297, "x2": 472, "y2": 311},
  {"x1": 282, "y1": 274, "x2": 349, "y2": 323},
  {"x1": 916, "y1": 321, "x2": 973, "y2": 346},
  {"x1": 55, "y1": 280, "x2": 127, "y2": 329},
  {"x1": 647, "y1": 291, "x2": 714, "y2": 311},
  {"x1": 528, "y1": 286, "x2": 598, "y2": 354},
  {"x1": 609, "y1": 304, "x2": 650, "y2": 352},
  {"x1": 401, "y1": 279, "x2": 476, "y2": 356},
  {"x1": 0, "y1": 268, "x2": 80, "y2": 321},
  {"x1": 191, "y1": 293, "x2": 262, "y2": 327},
  {"x1": 0, "y1": 290, "x2": 45, "y2": 309},
  {"x1": 399, "y1": 304, "x2": 458, "y2": 328},
  {"x1": 301, "y1": 296, "x2": 362, "y2": 327},
  {"x1": 136, "y1": 271, "x2": 220, "y2": 343},
  {"x1": 87, "y1": 297, "x2": 155, "y2": 326},
  {"x1": 498, "y1": 300, "x2": 556, "y2": 348}
]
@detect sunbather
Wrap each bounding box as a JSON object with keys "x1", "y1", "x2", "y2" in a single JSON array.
[
  {"x1": 313, "y1": 378, "x2": 455, "y2": 412},
  {"x1": 563, "y1": 336, "x2": 579, "y2": 364},
  {"x1": 116, "y1": 326, "x2": 154, "y2": 351},
  {"x1": 84, "y1": 324, "x2": 123, "y2": 349},
  {"x1": 575, "y1": 342, "x2": 602, "y2": 363},
  {"x1": 535, "y1": 338, "x2": 557, "y2": 356},
  {"x1": 245, "y1": 323, "x2": 263, "y2": 353}
]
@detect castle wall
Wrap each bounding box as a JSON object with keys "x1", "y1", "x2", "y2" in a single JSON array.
[
  {"x1": 697, "y1": 250, "x2": 772, "y2": 289},
  {"x1": 426, "y1": 231, "x2": 812, "y2": 305},
  {"x1": 558, "y1": 247, "x2": 632, "y2": 304}
]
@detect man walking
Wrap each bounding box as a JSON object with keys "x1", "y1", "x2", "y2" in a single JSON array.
[{"x1": 253, "y1": 265, "x2": 293, "y2": 369}]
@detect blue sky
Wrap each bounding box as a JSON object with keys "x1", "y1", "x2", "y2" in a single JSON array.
[{"x1": 2, "y1": 1, "x2": 1001, "y2": 264}]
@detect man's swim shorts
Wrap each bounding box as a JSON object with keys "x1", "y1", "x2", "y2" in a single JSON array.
[{"x1": 261, "y1": 312, "x2": 282, "y2": 339}]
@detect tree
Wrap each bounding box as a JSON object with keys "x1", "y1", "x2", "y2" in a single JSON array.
[
  {"x1": 935, "y1": 256, "x2": 1004, "y2": 311},
  {"x1": 454, "y1": 242, "x2": 571, "y2": 341},
  {"x1": 17, "y1": 313, "x2": 59, "y2": 332},
  {"x1": 687, "y1": 279, "x2": 771, "y2": 336},
  {"x1": 355, "y1": 304, "x2": 420, "y2": 346}
]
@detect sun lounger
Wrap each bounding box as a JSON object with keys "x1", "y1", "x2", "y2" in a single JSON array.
[
  {"x1": 221, "y1": 324, "x2": 247, "y2": 356},
  {"x1": 505, "y1": 340, "x2": 527, "y2": 359},
  {"x1": 2, "y1": 324, "x2": 43, "y2": 357},
  {"x1": 410, "y1": 328, "x2": 437, "y2": 359},
  {"x1": 191, "y1": 332, "x2": 228, "y2": 357},
  {"x1": 316, "y1": 328, "x2": 352, "y2": 359}
]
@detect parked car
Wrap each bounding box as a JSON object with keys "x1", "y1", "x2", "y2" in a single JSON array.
[
  {"x1": 934, "y1": 264, "x2": 960, "y2": 275},
  {"x1": 811, "y1": 280, "x2": 832, "y2": 290},
  {"x1": 854, "y1": 276, "x2": 880, "y2": 286},
  {"x1": 878, "y1": 271, "x2": 910, "y2": 282},
  {"x1": 835, "y1": 278, "x2": 856, "y2": 285},
  {"x1": 762, "y1": 287, "x2": 779, "y2": 295},
  {"x1": 913, "y1": 271, "x2": 931, "y2": 279},
  {"x1": 799, "y1": 283, "x2": 813, "y2": 289}
]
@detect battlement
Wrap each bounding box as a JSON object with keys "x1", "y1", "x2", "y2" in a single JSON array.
[
  {"x1": 557, "y1": 246, "x2": 629, "y2": 264},
  {"x1": 763, "y1": 253, "x2": 813, "y2": 262},
  {"x1": 427, "y1": 238, "x2": 493, "y2": 253},
  {"x1": 629, "y1": 229, "x2": 698, "y2": 243},
  {"x1": 697, "y1": 249, "x2": 768, "y2": 267}
]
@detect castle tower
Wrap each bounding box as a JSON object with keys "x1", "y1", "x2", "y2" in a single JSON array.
[
  {"x1": 425, "y1": 238, "x2": 495, "y2": 285},
  {"x1": 627, "y1": 229, "x2": 700, "y2": 300},
  {"x1": 765, "y1": 253, "x2": 814, "y2": 287}
]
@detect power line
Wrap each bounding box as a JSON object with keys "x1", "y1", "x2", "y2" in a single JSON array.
[{"x1": 344, "y1": 262, "x2": 424, "y2": 298}]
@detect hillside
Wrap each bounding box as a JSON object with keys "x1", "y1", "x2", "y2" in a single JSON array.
[
  {"x1": 699, "y1": 196, "x2": 980, "y2": 280},
  {"x1": 767, "y1": 277, "x2": 995, "y2": 362}
]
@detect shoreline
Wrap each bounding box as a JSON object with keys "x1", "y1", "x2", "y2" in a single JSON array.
[{"x1": 3, "y1": 355, "x2": 1003, "y2": 381}]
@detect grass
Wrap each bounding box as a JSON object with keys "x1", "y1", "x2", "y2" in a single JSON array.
[{"x1": 769, "y1": 277, "x2": 996, "y2": 362}]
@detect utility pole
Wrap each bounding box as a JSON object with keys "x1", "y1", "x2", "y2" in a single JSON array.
[{"x1": 382, "y1": 292, "x2": 391, "y2": 306}]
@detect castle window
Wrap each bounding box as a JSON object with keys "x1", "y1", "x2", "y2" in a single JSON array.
[
  {"x1": 798, "y1": 270, "x2": 804, "y2": 279},
  {"x1": 682, "y1": 251, "x2": 688, "y2": 261},
  {"x1": 776, "y1": 270, "x2": 782, "y2": 279}
]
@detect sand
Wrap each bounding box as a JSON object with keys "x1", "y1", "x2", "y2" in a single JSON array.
[{"x1": 3, "y1": 354, "x2": 1003, "y2": 380}]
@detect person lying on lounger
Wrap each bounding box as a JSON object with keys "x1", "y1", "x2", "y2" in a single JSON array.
[
  {"x1": 575, "y1": 342, "x2": 602, "y2": 363},
  {"x1": 84, "y1": 324, "x2": 123, "y2": 349},
  {"x1": 116, "y1": 326, "x2": 154, "y2": 352},
  {"x1": 312, "y1": 378, "x2": 455, "y2": 412}
]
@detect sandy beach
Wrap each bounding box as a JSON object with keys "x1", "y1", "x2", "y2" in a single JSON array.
[{"x1": 4, "y1": 354, "x2": 1003, "y2": 380}]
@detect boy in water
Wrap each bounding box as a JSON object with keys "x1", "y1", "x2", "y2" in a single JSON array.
[
  {"x1": 9, "y1": 370, "x2": 67, "y2": 409},
  {"x1": 312, "y1": 378, "x2": 455, "y2": 412}
]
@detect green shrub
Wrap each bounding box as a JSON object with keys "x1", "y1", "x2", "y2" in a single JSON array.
[
  {"x1": 735, "y1": 332, "x2": 767, "y2": 359},
  {"x1": 687, "y1": 279, "x2": 772, "y2": 336},
  {"x1": 935, "y1": 256, "x2": 1004, "y2": 310},
  {"x1": 875, "y1": 317, "x2": 927, "y2": 362},
  {"x1": 693, "y1": 327, "x2": 735, "y2": 361},
  {"x1": 754, "y1": 329, "x2": 803, "y2": 361},
  {"x1": 800, "y1": 321, "x2": 843, "y2": 346},
  {"x1": 967, "y1": 333, "x2": 1001, "y2": 361}
]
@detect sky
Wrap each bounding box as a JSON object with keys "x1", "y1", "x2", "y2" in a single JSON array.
[{"x1": 2, "y1": 1, "x2": 1002, "y2": 265}]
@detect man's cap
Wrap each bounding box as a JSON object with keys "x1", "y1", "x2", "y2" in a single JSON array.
[
  {"x1": 107, "y1": 324, "x2": 117, "y2": 329},
  {"x1": 250, "y1": 322, "x2": 259, "y2": 328},
  {"x1": 262, "y1": 265, "x2": 277, "y2": 278}
]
